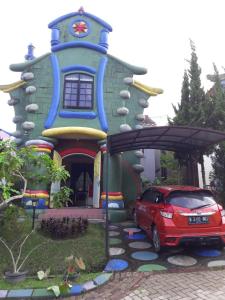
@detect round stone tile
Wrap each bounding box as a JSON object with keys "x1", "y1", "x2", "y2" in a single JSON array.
[
  {"x1": 109, "y1": 238, "x2": 122, "y2": 245},
  {"x1": 109, "y1": 231, "x2": 120, "y2": 237},
  {"x1": 109, "y1": 225, "x2": 119, "y2": 230},
  {"x1": 123, "y1": 227, "x2": 141, "y2": 233},
  {"x1": 104, "y1": 259, "x2": 128, "y2": 272},
  {"x1": 125, "y1": 233, "x2": 147, "y2": 240},
  {"x1": 109, "y1": 247, "x2": 126, "y2": 256},
  {"x1": 131, "y1": 251, "x2": 158, "y2": 261},
  {"x1": 167, "y1": 255, "x2": 197, "y2": 266},
  {"x1": 194, "y1": 249, "x2": 221, "y2": 257},
  {"x1": 137, "y1": 264, "x2": 167, "y2": 272},
  {"x1": 208, "y1": 260, "x2": 225, "y2": 267},
  {"x1": 120, "y1": 221, "x2": 136, "y2": 227},
  {"x1": 129, "y1": 241, "x2": 152, "y2": 249}
]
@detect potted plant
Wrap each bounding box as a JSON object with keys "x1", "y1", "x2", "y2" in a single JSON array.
[
  {"x1": 0, "y1": 230, "x2": 45, "y2": 283},
  {"x1": 64, "y1": 255, "x2": 85, "y2": 281}
]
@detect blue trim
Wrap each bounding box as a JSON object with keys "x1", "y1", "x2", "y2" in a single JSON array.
[
  {"x1": 52, "y1": 41, "x2": 107, "y2": 54},
  {"x1": 69, "y1": 18, "x2": 90, "y2": 38},
  {"x1": 44, "y1": 54, "x2": 60, "y2": 129},
  {"x1": 99, "y1": 29, "x2": 109, "y2": 49},
  {"x1": 48, "y1": 12, "x2": 112, "y2": 32},
  {"x1": 59, "y1": 111, "x2": 97, "y2": 119},
  {"x1": 51, "y1": 28, "x2": 60, "y2": 46},
  {"x1": 61, "y1": 65, "x2": 96, "y2": 74},
  {"x1": 97, "y1": 57, "x2": 108, "y2": 132}
]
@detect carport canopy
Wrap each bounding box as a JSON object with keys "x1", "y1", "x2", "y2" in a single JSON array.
[{"x1": 107, "y1": 126, "x2": 225, "y2": 154}]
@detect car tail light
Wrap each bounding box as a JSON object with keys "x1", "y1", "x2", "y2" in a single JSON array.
[{"x1": 160, "y1": 207, "x2": 173, "y2": 219}]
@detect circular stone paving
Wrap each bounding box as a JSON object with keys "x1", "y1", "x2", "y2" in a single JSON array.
[
  {"x1": 123, "y1": 227, "x2": 142, "y2": 233},
  {"x1": 129, "y1": 241, "x2": 152, "y2": 249},
  {"x1": 109, "y1": 231, "x2": 120, "y2": 237},
  {"x1": 167, "y1": 255, "x2": 197, "y2": 266},
  {"x1": 120, "y1": 221, "x2": 136, "y2": 227},
  {"x1": 109, "y1": 225, "x2": 119, "y2": 230},
  {"x1": 137, "y1": 264, "x2": 167, "y2": 272},
  {"x1": 131, "y1": 251, "x2": 158, "y2": 261},
  {"x1": 109, "y1": 238, "x2": 122, "y2": 245},
  {"x1": 104, "y1": 259, "x2": 128, "y2": 272},
  {"x1": 125, "y1": 233, "x2": 147, "y2": 240},
  {"x1": 194, "y1": 249, "x2": 221, "y2": 257},
  {"x1": 109, "y1": 247, "x2": 126, "y2": 256},
  {"x1": 208, "y1": 260, "x2": 225, "y2": 267}
]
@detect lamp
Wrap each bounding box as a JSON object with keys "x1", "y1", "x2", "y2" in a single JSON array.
[{"x1": 31, "y1": 198, "x2": 38, "y2": 230}]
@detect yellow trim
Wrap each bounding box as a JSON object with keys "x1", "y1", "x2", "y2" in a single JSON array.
[
  {"x1": 33, "y1": 148, "x2": 52, "y2": 153},
  {"x1": 42, "y1": 127, "x2": 107, "y2": 140},
  {"x1": 0, "y1": 80, "x2": 26, "y2": 93},
  {"x1": 24, "y1": 193, "x2": 49, "y2": 199},
  {"x1": 132, "y1": 80, "x2": 163, "y2": 96},
  {"x1": 101, "y1": 195, "x2": 123, "y2": 200}
]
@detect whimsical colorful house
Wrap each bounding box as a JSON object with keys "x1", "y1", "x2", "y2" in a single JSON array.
[{"x1": 0, "y1": 8, "x2": 162, "y2": 217}]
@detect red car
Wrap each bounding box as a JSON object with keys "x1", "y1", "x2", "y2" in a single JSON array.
[{"x1": 134, "y1": 185, "x2": 225, "y2": 252}]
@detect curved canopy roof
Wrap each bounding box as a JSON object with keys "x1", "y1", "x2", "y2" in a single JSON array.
[{"x1": 108, "y1": 126, "x2": 225, "y2": 154}]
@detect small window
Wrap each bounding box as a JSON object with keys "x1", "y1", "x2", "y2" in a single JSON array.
[{"x1": 63, "y1": 73, "x2": 94, "y2": 109}]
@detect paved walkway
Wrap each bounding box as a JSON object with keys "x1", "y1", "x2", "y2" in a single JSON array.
[{"x1": 73, "y1": 268, "x2": 225, "y2": 300}]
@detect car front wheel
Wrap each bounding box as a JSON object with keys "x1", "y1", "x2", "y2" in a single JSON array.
[{"x1": 152, "y1": 225, "x2": 161, "y2": 252}]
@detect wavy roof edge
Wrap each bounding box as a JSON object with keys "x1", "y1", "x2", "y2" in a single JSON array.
[{"x1": 48, "y1": 11, "x2": 113, "y2": 32}]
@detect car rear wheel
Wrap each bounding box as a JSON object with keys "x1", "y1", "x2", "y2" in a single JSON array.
[{"x1": 152, "y1": 225, "x2": 161, "y2": 252}]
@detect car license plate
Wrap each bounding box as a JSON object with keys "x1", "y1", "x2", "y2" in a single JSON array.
[{"x1": 188, "y1": 216, "x2": 208, "y2": 224}]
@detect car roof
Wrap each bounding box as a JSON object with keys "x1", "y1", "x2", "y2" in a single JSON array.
[{"x1": 149, "y1": 185, "x2": 208, "y2": 196}]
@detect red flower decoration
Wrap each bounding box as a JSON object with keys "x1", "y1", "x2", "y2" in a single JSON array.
[{"x1": 73, "y1": 21, "x2": 88, "y2": 35}]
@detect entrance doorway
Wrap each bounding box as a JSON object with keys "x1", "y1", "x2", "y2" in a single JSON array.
[{"x1": 63, "y1": 154, "x2": 94, "y2": 207}]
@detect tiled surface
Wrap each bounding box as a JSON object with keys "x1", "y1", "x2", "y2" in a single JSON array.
[
  {"x1": 104, "y1": 259, "x2": 129, "y2": 272},
  {"x1": 82, "y1": 280, "x2": 97, "y2": 291},
  {"x1": 0, "y1": 291, "x2": 7, "y2": 298},
  {"x1": 94, "y1": 273, "x2": 113, "y2": 285},
  {"x1": 7, "y1": 289, "x2": 33, "y2": 298},
  {"x1": 32, "y1": 288, "x2": 54, "y2": 297},
  {"x1": 70, "y1": 284, "x2": 84, "y2": 295}
]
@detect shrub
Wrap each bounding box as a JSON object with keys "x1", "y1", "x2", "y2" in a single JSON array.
[{"x1": 40, "y1": 217, "x2": 88, "y2": 239}]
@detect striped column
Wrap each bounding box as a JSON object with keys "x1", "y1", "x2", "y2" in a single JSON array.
[{"x1": 23, "y1": 140, "x2": 54, "y2": 208}]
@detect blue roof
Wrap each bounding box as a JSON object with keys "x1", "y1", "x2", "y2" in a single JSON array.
[{"x1": 48, "y1": 11, "x2": 113, "y2": 32}]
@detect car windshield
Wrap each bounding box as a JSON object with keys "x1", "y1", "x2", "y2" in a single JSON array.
[{"x1": 166, "y1": 191, "x2": 216, "y2": 210}]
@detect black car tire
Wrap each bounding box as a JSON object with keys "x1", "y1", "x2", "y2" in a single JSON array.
[{"x1": 152, "y1": 225, "x2": 161, "y2": 253}]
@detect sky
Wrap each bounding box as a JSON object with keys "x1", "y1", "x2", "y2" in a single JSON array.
[{"x1": 0, "y1": 0, "x2": 225, "y2": 133}]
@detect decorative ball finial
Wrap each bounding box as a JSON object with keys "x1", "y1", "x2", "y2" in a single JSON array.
[{"x1": 78, "y1": 6, "x2": 84, "y2": 14}]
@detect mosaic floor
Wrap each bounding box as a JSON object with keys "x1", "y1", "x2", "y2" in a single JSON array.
[{"x1": 106, "y1": 221, "x2": 225, "y2": 272}]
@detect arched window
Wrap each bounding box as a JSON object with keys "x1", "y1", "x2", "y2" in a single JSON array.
[{"x1": 63, "y1": 73, "x2": 94, "y2": 109}]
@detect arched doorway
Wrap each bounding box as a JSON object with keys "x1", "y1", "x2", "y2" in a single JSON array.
[{"x1": 63, "y1": 154, "x2": 94, "y2": 207}]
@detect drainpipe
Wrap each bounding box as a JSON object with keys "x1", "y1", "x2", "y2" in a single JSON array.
[{"x1": 105, "y1": 138, "x2": 109, "y2": 259}]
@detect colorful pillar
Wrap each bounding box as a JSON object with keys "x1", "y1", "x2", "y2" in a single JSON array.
[
  {"x1": 100, "y1": 143, "x2": 124, "y2": 209},
  {"x1": 23, "y1": 139, "x2": 54, "y2": 209}
]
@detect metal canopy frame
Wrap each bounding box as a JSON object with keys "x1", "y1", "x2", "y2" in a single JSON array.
[
  {"x1": 107, "y1": 126, "x2": 225, "y2": 154},
  {"x1": 104, "y1": 126, "x2": 225, "y2": 258}
]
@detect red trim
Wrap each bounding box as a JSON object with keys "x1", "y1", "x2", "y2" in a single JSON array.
[
  {"x1": 25, "y1": 189, "x2": 49, "y2": 194},
  {"x1": 101, "y1": 192, "x2": 122, "y2": 196},
  {"x1": 29, "y1": 144, "x2": 53, "y2": 150},
  {"x1": 59, "y1": 147, "x2": 96, "y2": 158}
]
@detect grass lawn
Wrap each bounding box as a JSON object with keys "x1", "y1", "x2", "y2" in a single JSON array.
[{"x1": 0, "y1": 214, "x2": 106, "y2": 281}]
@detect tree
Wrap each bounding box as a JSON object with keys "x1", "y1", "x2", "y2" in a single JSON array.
[
  {"x1": 169, "y1": 41, "x2": 208, "y2": 186},
  {"x1": 0, "y1": 140, "x2": 69, "y2": 210}
]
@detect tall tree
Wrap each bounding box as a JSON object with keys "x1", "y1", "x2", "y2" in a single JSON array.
[{"x1": 170, "y1": 41, "x2": 207, "y2": 186}]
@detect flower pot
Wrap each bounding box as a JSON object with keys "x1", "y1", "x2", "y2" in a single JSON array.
[
  {"x1": 63, "y1": 272, "x2": 80, "y2": 281},
  {"x1": 5, "y1": 271, "x2": 28, "y2": 283}
]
